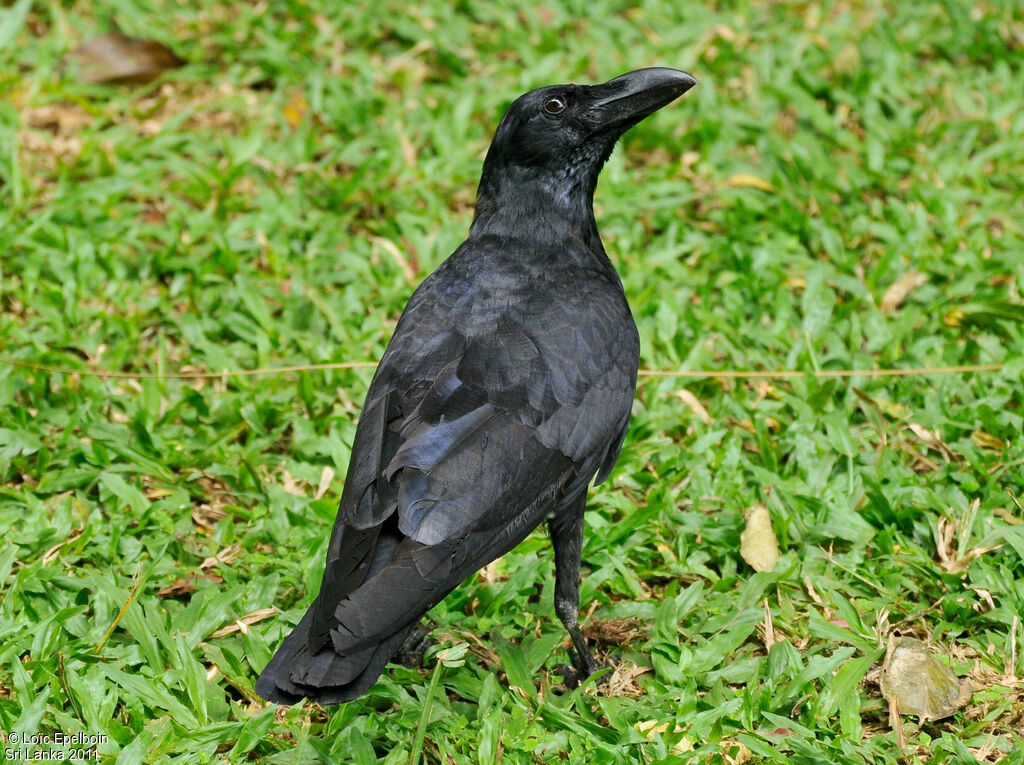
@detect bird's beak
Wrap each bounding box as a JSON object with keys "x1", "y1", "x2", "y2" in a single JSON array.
[{"x1": 584, "y1": 67, "x2": 697, "y2": 136}]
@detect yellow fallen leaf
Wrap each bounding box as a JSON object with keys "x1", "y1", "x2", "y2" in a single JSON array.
[
  {"x1": 874, "y1": 396, "x2": 911, "y2": 420},
  {"x1": 880, "y1": 270, "x2": 927, "y2": 312},
  {"x1": 283, "y1": 90, "x2": 308, "y2": 129},
  {"x1": 740, "y1": 505, "x2": 780, "y2": 572},
  {"x1": 726, "y1": 173, "x2": 775, "y2": 192},
  {"x1": 634, "y1": 721, "x2": 691, "y2": 754},
  {"x1": 722, "y1": 740, "x2": 752, "y2": 764},
  {"x1": 972, "y1": 429, "x2": 1004, "y2": 453},
  {"x1": 944, "y1": 308, "x2": 965, "y2": 327}
]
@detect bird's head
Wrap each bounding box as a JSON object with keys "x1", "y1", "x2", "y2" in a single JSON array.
[{"x1": 473, "y1": 68, "x2": 697, "y2": 235}]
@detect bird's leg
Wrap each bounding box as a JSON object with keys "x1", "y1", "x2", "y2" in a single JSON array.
[{"x1": 549, "y1": 502, "x2": 601, "y2": 685}]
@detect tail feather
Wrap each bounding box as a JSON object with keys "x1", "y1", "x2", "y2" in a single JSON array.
[{"x1": 256, "y1": 604, "x2": 415, "y2": 705}]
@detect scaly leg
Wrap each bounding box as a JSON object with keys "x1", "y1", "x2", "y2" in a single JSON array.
[{"x1": 549, "y1": 498, "x2": 601, "y2": 683}]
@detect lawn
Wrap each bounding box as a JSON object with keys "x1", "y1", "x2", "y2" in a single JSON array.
[{"x1": 1, "y1": 0, "x2": 1023, "y2": 762}]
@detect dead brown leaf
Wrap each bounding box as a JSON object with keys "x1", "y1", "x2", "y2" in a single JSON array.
[
  {"x1": 198, "y1": 474, "x2": 233, "y2": 501},
  {"x1": 16, "y1": 126, "x2": 84, "y2": 163},
  {"x1": 969, "y1": 587, "x2": 996, "y2": 612},
  {"x1": 889, "y1": 694, "x2": 907, "y2": 753},
  {"x1": 596, "y1": 660, "x2": 651, "y2": 698},
  {"x1": 190, "y1": 475, "x2": 234, "y2": 533},
  {"x1": 67, "y1": 30, "x2": 186, "y2": 85},
  {"x1": 192, "y1": 503, "x2": 227, "y2": 534},
  {"x1": 477, "y1": 557, "x2": 506, "y2": 586},
  {"x1": 897, "y1": 442, "x2": 941, "y2": 473},
  {"x1": 730, "y1": 418, "x2": 755, "y2": 434},
  {"x1": 200, "y1": 542, "x2": 240, "y2": 570},
  {"x1": 582, "y1": 617, "x2": 646, "y2": 646},
  {"x1": 936, "y1": 502, "x2": 1002, "y2": 574},
  {"x1": 279, "y1": 468, "x2": 305, "y2": 496},
  {"x1": 776, "y1": 107, "x2": 797, "y2": 137},
  {"x1": 669, "y1": 388, "x2": 712, "y2": 425},
  {"x1": 903, "y1": 423, "x2": 957, "y2": 466},
  {"x1": 314, "y1": 466, "x2": 335, "y2": 500},
  {"x1": 439, "y1": 629, "x2": 500, "y2": 666},
  {"x1": 156, "y1": 572, "x2": 223, "y2": 598},
  {"x1": 22, "y1": 103, "x2": 94, "y2": 134},
  {"x1": 210, "y1": 607, "x2": 278, "y2": 638},
  {"x1": 973, "y1": 429, "x2": 1005, "y2": 453},
  {"x1": 803, "y1": 575, "x2": 823, "y2": 604},
  {"x1": 397, "y1": 126, "x2": 417, "y2": 167},
  {"x1": 759, "y1": 597, "x2": 777, "y2": 651},
  {"x1": 371, "y1": 236, "x2": 416, "y2": 283},
  {"x1": 156, "y1": 577, "x2": 196, "y2": 598},
  {"x1": 42, "y1": 527, "x2": 83, "y2": 565},
  {"x1": 936, "y1": 517, "x2": 969, "y2": 574},
  {"x1": 993, "y1": 507, "x2": 1023, "y2": 526}
]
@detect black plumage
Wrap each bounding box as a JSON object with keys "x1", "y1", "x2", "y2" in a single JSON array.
[{"x1": 257, "y1": 67, "x2": 697, "y2": 704}]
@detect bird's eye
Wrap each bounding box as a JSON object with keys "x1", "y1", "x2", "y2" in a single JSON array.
[{"x1": 544, "y1": 96, "x2": 567, "y2": 115}]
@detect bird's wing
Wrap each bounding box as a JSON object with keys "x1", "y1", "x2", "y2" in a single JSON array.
[{"x1": 306, "y1": 239, "x2": 638, "y2": 657}]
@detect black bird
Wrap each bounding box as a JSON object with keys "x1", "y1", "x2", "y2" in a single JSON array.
[{"x1": 257, "y1": 67, "x2": 697, "y2": 704}]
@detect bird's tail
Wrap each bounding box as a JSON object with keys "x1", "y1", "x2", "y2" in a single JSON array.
[{"x1": 256, "y1": 602, "x2": 414, "y2": 705}]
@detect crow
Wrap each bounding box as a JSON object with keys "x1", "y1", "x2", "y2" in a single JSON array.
[{"x1": 257, "y1": 67, "x2": 697, "y2": 704}]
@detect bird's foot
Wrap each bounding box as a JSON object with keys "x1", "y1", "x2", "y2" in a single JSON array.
[
  {"x1": 394, "y1": 624, "x2": 436, "y2": 668},
  {"x1": 554, "y1": 651, "x2": 618, "y2": 689}
]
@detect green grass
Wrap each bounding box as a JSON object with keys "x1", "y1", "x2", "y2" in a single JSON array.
[{"x1": 2, "y1": 0, "x2": 1023, "y2": 762}]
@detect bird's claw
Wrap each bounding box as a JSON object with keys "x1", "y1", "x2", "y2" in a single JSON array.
[
  {"x1": 555, "y1": 652, "x2": 618, "y2": 689},
  {"x1": 394, "y1": 625, "x2": 436, "y2": 668}
]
